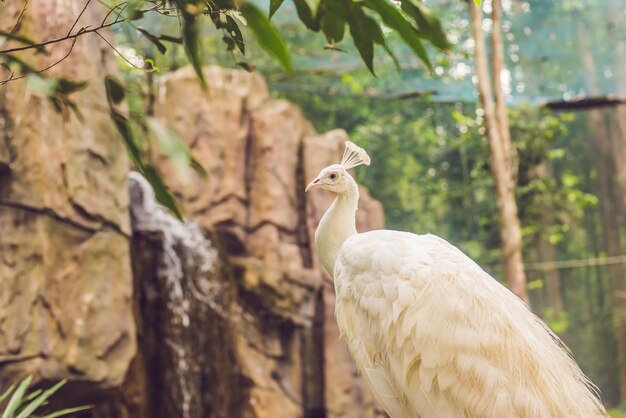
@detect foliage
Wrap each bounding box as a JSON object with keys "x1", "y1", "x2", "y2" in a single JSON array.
[
  {"x1": 1, "y1": 0, "x2": 450, "y2": 83},
  {"x1": 3, "y1": 0, "x2": 623, "y2": 408},
  {"x1": 1, "y1": 0, "x2": 452, "y2": 217},
  {"x1": 105, "y1": 75, "x2": 206, "y2": 220},
  {"x1": 609, "y1": 405, "x2": 626, "y2": 418},
  {"x1": 0, "y1": 376, "x2": 90, "y2": 418},
  {"x1": 282, "y1": 85, "x2": 625, "y2": 402},
  {"x1": 281, "y1": 91, "x2": 585, "y2": 275}
]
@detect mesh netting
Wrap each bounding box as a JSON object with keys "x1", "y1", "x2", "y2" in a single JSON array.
[{"x1": 262, "y1": 0, "x2": 626, "y2": 105}]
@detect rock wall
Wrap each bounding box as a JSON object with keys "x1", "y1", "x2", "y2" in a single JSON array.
[
  {"x1": 0, "y1": 6, "x2": 385, "y2": 412},
  {"x1": 135, "y1": 66, "x2": 385, "y2": 418},
  {"x1": 0, "y1": 0, "x2": 135, "y2": 391}
]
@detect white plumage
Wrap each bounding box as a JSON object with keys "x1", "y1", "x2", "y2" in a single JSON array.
[{"x1": 305, "y1": 141, "x2": 607, "y2": 418}]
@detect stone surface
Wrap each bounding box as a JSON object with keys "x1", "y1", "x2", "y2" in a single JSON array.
[
  {"x1": 0, "y1": 0, "x2": 135, "y2": 390},
  {"x1": 117, "y1": 173, "x2": 244, "y2": 418},
  {"x1": 0, "y1": 24, "x2": 385, "y2": 412},
  {"x1": 147, "y1": 66, "x2": 385, "y2": 418}
]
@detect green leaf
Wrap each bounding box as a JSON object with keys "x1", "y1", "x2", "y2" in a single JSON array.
[
  {"x1": 124, "y1": 0, "x2": 145, "y2": 20},
  {"x1": 319, "y1": 0, "x2": 347, "y2": 43},
  {"x1": 55, "y1": 78, "x2": 88, "y2": 95},
  {"x1": 21, "y1": 389, "x2": 43, "y2": 403},
  {"x1": 39, "y1": 406, "x2": 93, "y2": 418},
  {"x1": 190, "y1": 157, "x2": 207, "y2": 177},
  {"x1": 347, "y1": 8, "x2": 388, "y2": 75},
  {"x1": 182, "y1": 17, "x2": 205, "y2": 87},
  {"x1": 104, "y1": 76, "x2": 125, "y2": 104},
  {"x1": 26, "y1": 74, "x2": 58, "y2": 96},
  {"x1": 401, "y1": 0, "x2": 450, "y2": 51},
  {"x1": 2, "y1": 375, "x2": 32, "y2": 418},
  {"x1": 145, "y1": 118, "x2": 206, "y2": 178},
  {"x1": 158, "y1": 34, "x2": 183, "y2": 44},
  {"x1": 144, "y1": 58, "x2": 160, "y2": 72},
  {"x1": 362, "y1": 0, "x2": 432, "y2": 72},
  {"x1": 293, "y1": 0, "x2": 319, "y2": 31},
  {"x1": 110, "y1": 111, "x2": 143, "y2": 169},
  {"x1": 239, "y1": 2, "x2": 293, "y2": 72},
  {"x1": 0, "y1": 52, "x2": 38, "y2": 74},
  {"x1": 0, "y1": 30, "x2": 46, "y2": 54},
  {"x1": 382, "y1": 42, "x2": 401, "y2": 71},
  {"x1": 0, "y1": 383, "x2": 16, "y2": 405},
  {"x1": 172, "y1": 0, "x2": 206, "y2": 88},
  {"x1": 146, "y1": 118, "x2": 191, "y2": 184},
  {"x1": 137, "y1": 28, "x2": 167, "y2": 54},
  {"x1": 320, "y1": 13, "x2": 345, "y2": 43},
  {"x1": 269, "y1": 0, "x2": 286, "y2": 17},
  {"x1": 108, "y1": 111, "x2": 187, "y2": 220},
  {"x1": 225, "y1": 15, "x2": 245, "y2": 54},
  {"x1": 15, "y1": 380, "x2": 66, "y2": 418},
  {"x1": 474, "y1": 0, "x2": 482, "y2": 4},
  {"x1": 303, "y1": 0, "x2": 321, "y2": 16},
  {"x1": 142, "y1": 164, "x2": 184, "y2": 220}
]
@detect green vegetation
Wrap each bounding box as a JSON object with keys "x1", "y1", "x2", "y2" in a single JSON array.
[
  {"x1": 1, "y1": 0, "x2": 452, "y2": 218},
  {"x1": 0, "y1": 376, "x2": 90, "y2": 418},
  {"x1": 3, "y1": 0, "x2": 624, "y2": 408},
  {"x1": 101, "y1": 0, "x2": 626, "y2": 404},
  {"x1": 281, "y1": 86, "x2": 625, "y2": 402}
]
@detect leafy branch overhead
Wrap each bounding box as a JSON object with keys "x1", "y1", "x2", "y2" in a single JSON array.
[
  {"x1": 159, "y1": 0, "x2": 450, "y2": 80},
  {"x1": 105, "y1": 75, "x2": 206, "y2": 220},
  {"x1": 0, "y1": 0, "x2": 451, "y2": 217},
  {"x1": 1, "y1": 0, "x2": 451, "y2": 97},
  {"x1": 1, "y1": 0, "x2": 452, "y2": 99},
  {"x1": 267, "y1": 0, "x2": 450, "y2": 74}
]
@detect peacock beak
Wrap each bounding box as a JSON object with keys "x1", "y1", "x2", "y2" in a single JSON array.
[{"x1": 305, "y1": 177, "x2": 322, "y2": 192}]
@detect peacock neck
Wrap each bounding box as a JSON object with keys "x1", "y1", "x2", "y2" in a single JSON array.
[{"x1": 315, "y1": 179, "x2": 359, "y2": 277}]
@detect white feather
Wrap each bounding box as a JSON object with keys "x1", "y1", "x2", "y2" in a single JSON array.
[
  {"x1": 333, "y1": 231, "x2": 607, "y2": 418},
  {"x1": 308, "y1": 141, "x2": 607, "y2": 418}
]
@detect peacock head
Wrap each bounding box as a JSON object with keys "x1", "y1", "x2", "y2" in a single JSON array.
[{"x1": 305, "y1": 141, "x2": 370, "y2": 194}]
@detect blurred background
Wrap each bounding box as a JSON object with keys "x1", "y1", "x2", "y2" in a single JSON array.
[{"x1": 1, "y1": 0, "x2": 625, "y2": 416}]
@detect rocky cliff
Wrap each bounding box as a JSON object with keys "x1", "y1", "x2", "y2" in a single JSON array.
[
  {"x1": 107, "y1": 66, "x2": 384, "y2": 418},
  {"x1": 0, "y1": 0, "x2": 135, "y2": 391},
  {"x1": 0, "y1": 3, "x2": 384, "y2": 415}
]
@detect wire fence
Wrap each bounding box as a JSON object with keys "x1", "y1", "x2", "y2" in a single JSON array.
[{"x1": 490, "y1": 254, "x2": 626, "y2": 272}]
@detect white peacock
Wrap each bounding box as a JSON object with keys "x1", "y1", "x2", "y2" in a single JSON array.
[{"x1": 305, "y1": 141, "x2": 606, "y2": 418}]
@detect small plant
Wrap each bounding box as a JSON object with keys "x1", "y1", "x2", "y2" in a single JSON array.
[{"x1": 0, "y1": 375, "x2": 91, "y2": 418}]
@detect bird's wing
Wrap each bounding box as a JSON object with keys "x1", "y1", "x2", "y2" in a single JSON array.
[
  {"x1": 336, "y1": 296, "x2": 410, "y2": 418},
  {"x1": 334, "y1": 230, "x2": 606, "y2": 418}
]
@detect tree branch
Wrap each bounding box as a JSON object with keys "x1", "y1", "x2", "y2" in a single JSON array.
[
  {"x1": 67, "y1": 0, "x2": 92, "y2": 37},
  {"x1": 8, "y1": 0, "x2": 29, "y2": 38},
  {"x1": 0, "y1": 38, "x2": 78, "y2": 85},
  {"x1": 0, "y1": 18, "x2": 124, "y2": 55},
  {"x1": 0, "y1": 1, "x2": 165, "y2": 56},
  {"x1": 95, "y1": 30, "x2": 144, "y2": 70}
]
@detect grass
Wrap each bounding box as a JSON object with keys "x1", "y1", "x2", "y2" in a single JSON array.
[{"x1": 0, "y1": 376, "x2": 91, "y2": 418}]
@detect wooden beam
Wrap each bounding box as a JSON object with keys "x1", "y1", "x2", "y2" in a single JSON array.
[{"x1": 544, "y1": 96, "x2": 626, "y2": 110}]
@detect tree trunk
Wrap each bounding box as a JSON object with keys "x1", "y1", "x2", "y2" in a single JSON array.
[
  {"x1": 605, "y1": 0, "x2": 626, "y2": 222},
  {"x1": 490, "y1": 0, "x2": 514, "y2": 174},
  {"x1": 578, "y1": 18, "x2": 626, "y2": 402},
  {"x1": 469, "y1": 0, "x2": 528, "y2": 303},
  {"x1": 534, "y1": 162, "x2": 564, "y2": 316},
  {"x1": 588, "y1": 108, "x2": 626, "y2": 401},
  {"x1": 608, "y1": 0, "x2": 626, "y2": 98},
  {"x1": 582, "y1": 168, "x2": 621, "y2": 406}
]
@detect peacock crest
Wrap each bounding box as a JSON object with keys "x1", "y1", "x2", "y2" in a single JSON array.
[{"x1": 340, "y1": 141, "x2": 371, "y2": 170}]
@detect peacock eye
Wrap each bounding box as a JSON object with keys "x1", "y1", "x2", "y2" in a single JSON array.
[{"x1": 329, "y1": 173, "x2": 337, "y2": 180}]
